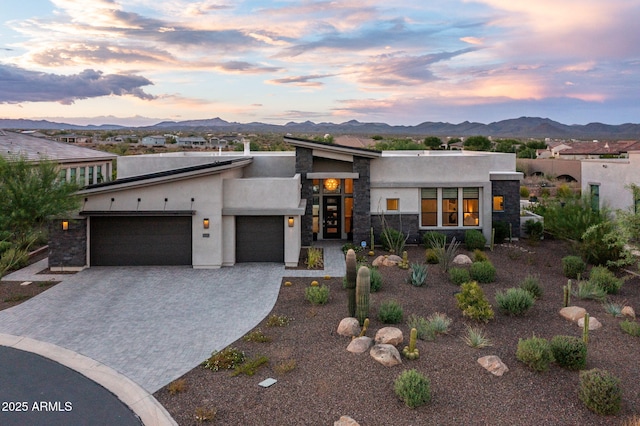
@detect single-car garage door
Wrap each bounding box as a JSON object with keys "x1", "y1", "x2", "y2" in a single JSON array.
[
  {"x1": 236, "y1": 216, "x2": 284, "y2": 262},
  {"x1": 90, "y1": 216, "x2": 192, "y2": 266}
]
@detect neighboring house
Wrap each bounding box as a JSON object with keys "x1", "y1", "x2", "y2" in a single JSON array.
[
  {"x1": 556, "y1": 140, "x2": 640, "y2": 160},
  {"x1": 176, "y1": 136, "x2": 208, "y2": 147},
  {"x1": 581, "y1": 151, "x2": 640, "y2": 213},
  {"x1": 333, "y1": 135, "x2": 376, "y2": 149},
  {"x1": 49, "y1": 137, "x2": 521, "y2": 271},
  {"x1": 105, "y1": 135, "x2": 138, "y2": 143},
  {"x1": 141, "y1": 135, "x2": 166, "y2": 145},
  {"x1": 56, "y1": 133, "x2": 91, "y2": 144},
  {"x1": 0, "y1": 130, "x2": 116, "y2": 186}
]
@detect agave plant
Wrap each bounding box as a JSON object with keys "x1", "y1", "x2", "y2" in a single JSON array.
[{"x1": 408, "y1": 263, "x2": 428, "y2": 287}]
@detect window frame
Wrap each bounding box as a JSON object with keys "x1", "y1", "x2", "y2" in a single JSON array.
[{"x1": 420, "y1": 187, "x2": 482, "y2": 229}]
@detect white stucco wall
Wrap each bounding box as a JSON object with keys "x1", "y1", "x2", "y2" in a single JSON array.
[{"x1": 581, "y1": 151, "x2": 640, "y2": 212}]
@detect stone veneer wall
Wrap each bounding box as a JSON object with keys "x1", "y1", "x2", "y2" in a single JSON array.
[
  {"x1": 370, "y1": 214, "x2": 420, "y2": 246},
  {"x1": 491, "y1": 179, "x2": 521, "y2": 239},
  {"x1": 295, "y1": 147, "x2": 314, "y2": 246},
  {"x1": 352, "y1": 157, "x2": 371, "y2": 246},
  {"x1": 48, "y1": 218, "x2": 87, "y2": 268}
]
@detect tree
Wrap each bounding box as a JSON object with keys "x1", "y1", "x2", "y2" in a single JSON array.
[
  {"x1": 494, "y1": 139, "x2": 519, "y2": 153},
  {"x1": 0, "y1": 156, "x2": 80, "y2": 243},
  {"x1": 463, "y1": 136, "x2": 492, "y2": 151},
  {"x1": 423, "y1": 136, "x2": 443, "y2": 150}
]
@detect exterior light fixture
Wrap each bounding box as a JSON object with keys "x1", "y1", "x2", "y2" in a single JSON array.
[
  {"x1": 62, "y1": 220, "x2": 69, "y2": 231},
  {"x1": 203, "y1": 218, "x2": 210, "y2": 229},
  {"x1": 288, "y1": 217, "x2": 295, "y2": 227},
  {"x1": 324, "y1": 178, "x2": 339, "y2": 191}
]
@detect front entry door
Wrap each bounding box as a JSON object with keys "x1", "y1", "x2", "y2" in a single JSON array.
[{"x1": 323, "y1": 196, "x2": 341, "y2": 239}]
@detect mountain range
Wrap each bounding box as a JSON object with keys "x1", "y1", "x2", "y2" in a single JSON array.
[{"x1": 2, "y1": 116, "x2": 640, "y2": 139}]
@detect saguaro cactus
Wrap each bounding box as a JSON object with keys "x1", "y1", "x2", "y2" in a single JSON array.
[
  {"x1": 345, "y1": 249, "x2": 357, "y2": 317},
  {"x1": 355, "y1": 266, "x2": 371, "y2": 326},
  {"x1": 563, "y1": 279, "x2": 572, "y2": 308}
]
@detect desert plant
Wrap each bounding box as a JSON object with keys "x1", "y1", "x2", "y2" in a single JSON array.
[
  {"x1": 341, "y1": 242, "x2": 363, "y2": 254},
  {"x1": 304, "y1": 246, "x2": 324, "y2": 269},
  {"x1": 528, "y1": 195, "x2": 607, "y2": 242},
  {"x1": 381, "y1": 226, "x2": 408, "y2": 254},
  {"x1": 408, "y1": 263, "x2": 428, "y2": 287},
  {"x1": 402, "y1": 328, "x2": 420, "y2": 360},
  {"x1": 588, "y1": 266, "x2": 623, "y2": 294},
  {"x1": 265, "y1": 314, "x2": 292, "y2": 327},
  {"x1": 561, "y1": 255, "x2": 586, "y2": 278},
  {"x1": 370, "y1": 267, "x2": 383, "y2": 292},
  {"x1": 449, "y1": 267, "x2": 471, "y2": 285},
  {"x1": 399, "y1": 250, "x2": 409, "y2": 269},
  {"x1": 167, "y1": 379, "x2": 187, "y2": 395},
  {"x1": 406, "y1": 314, "x2": 435, "y2": 341},
  {"x1": 455, "y1": 281, "x2": 494, "y2": 322},
  {"x1": 520, "y1": 186, "x2": 530, "y2": 198},
  {"x1": 202, "y1": 347, "x2": 245, "y2": 371},
  {"x1": 243, "y1": 329, "x2": 271, "y2": 343},
  {"x1": 620, "y1": 319, "x2": 640, "y2": 337},
  {"x1": 550, "y1": 335, "x2": 587, "y2": 370},
  {"x1": 583, "y1": 313, "x2": 590, "y2": 344},
  {"x1": 516, "y1": 336, "x2": 554, "y2": 372},
  {"x1": 563, "y1": 280, "x2": 572, "y2": 307},
  {"x1": 426, "y1": 312, "x2": 452, "y2": 334},
  {"x1": 429, "y1": 235, "x2": 461, "y2": 272},
  {"x1": 492, "y1": 220, "x2": 510, "y2": 244},
  {"x1": 602, "y1": 300, "x2": 624, "y2": 317},
  {"x1": 469, "y1": 260, "x2": 496, "y2": 283},
  {"x1": 273, "y1": 359, "x2": 297, "y2": 375},
  {"x1": 524, "y1": 219, "x2": 544, "y2": 240},
  {"x1": 422, "y1": 231, "x2": 446, "y2": 248},
  {"x1": 394, "y1": 369, "x2": 432, "y2": 408},
  {"x1": 580, "y1": 221, "x2": 628, "y2": 266},
  {"x1": 345, "y1": 248, "x2": 357, "y2": 316},
  {"x1": 195, "y1": 407, "x2": 217, "y2": 423},
  {"x1": 519, "y1": 274, "x2": 543, "y2": 299},
  {"x1": 378, "y1": 299, "x2": 404, "y2": 324},
  {"x1": 231, "y1": 354, "x2": 269, "y2": 377},
  {"x1": 462, "y1": 326, "x2": 492, "y2": 348},
  {"x1": 495, "y1": 287, "x2": 535, "y2": 316},
  {"x1": 465, "y1": 229, "x2": 486, "y2": 250},
  {"x1": 578, "y1": 368, "x2": 622, "y2": 415},
  {"x1": 573, "y1": 280, "x2": 607, "y2": 302},
  {"x1": 305, "y1": 284, "x2": 329, "y2": 305},
  {"x1": 473, "y1": 249, "x2": 489, "y2": 263},
  {"x1": 424, "y1": 248, "x2": 439, "y2": 264},
  {"x1": 358, "y1": 318, "x2": 370, "y2": 337},
  {"x1": 356, "y1": 266, "x2": 371, "y2": 325}
]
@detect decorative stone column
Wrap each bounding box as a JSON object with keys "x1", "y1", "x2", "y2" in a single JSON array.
[
  {"x1": 295, "y1": 147, "x2": 314, "y2": 246},
  {"x1": 48, "y1": 217, "x2": 87, "y2": 270},
  {"x1": 491, "y1": 179, "x2": 521, "y2": 238},
  {"x1": 352, "y1": 157, "x2": 371, "y2": 245}
]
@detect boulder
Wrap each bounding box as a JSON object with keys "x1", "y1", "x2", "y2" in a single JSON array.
[
  {"x1": 622, "y1": 306, "x2": 636, "y2": 318},
  {"x1": 559, "y1": 306, "x2": 586, "y2": 323},
  {"x1": 334, "y1": 416, "x2": 360, "y2": 426},
  {"x1": 337, "y1": 317, "x2": 360, "y2": 337},
  {"x1": 388, "y1": 255, "x2": 403, "y2": 263},
  {"x1": 374, "y1": 327, "x2": 404, "y2": 346},
  {"x1": 382, "y1": 257, "x2": 399, "y2": 267},
  {"x1": 477, "y1": 355, "x2": 509, "y2": 377},
  {"x1": 453, "y1": 254, "x2": 472, "y2": 265},
  {"x1": 370, "y1": 344, "x2": 402, "y2": 367},
  {"x1": 347, "y1": 337, "x2": 373, "y2": 354},
  {"x1": 372, "y1": 256, "x2": 386, "y2": 267},
  {"x1": 578, "y1": 316, "x2": 602, "y2": 330}
]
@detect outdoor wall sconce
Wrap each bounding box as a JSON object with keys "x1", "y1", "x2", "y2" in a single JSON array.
[
  {"x1": 324, "y1": 178, "x2": 339, "y2": 191},
  {"x1": 203, "y1": 218, "x2": 210, "y2": 229},
  {"x1": 62, "y1": 220, "x2": 69, "y2": 231},
  {"x1": 288, "y1": 216, "x2": 295, "y2": 227}
]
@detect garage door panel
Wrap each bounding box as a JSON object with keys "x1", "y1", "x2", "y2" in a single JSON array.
[
  {"x1": 236, "y1": 216, "x2": 283, "y2": 262},
  {"x1": 90, "y1": 216, "x2": 192, "y2": 266}
]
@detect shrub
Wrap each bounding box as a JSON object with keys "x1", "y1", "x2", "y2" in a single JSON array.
[
  {"x1": 519, "y1": 274, "x2": 543, "y2": 299},
  {"x1": 602, "y1": 300, "x2": 624, "y2": 317},
  {"x1": 378, "y1": 300, "x2": 404, "y2": 324},
  {"x1": 230, "y1": 355, "x2": 269, "y2": 377},
  {"x1": 381, "y1": 227, "x2": 407, "y2": 254},
  {"x1": 562, "y1": 255, "x2": 586, "y2": 278},
  {"x1": 266, "y1": 314, "x2": 292, "y2": 327},
  {"x1": 425, "y1": 248, "x2": 439, "y2": 264},
  {"x1": 422, "y1": 231, "x2": 446, "y2": 248},
  {"x1": 620, "y1": 319, "x2": 640, "y2": 337},
  {"x1": 455, "y1": 281, "x2": 494, "y2": 322},
  {"x1": 580, "y1": 221, "x2": 625, "y2": 266},
  {"x1": 194, "y1": 407, "x2": 217, "y2": 423},
  {"x1": 370, "y1": 267, "x2": 383, "y2": 292},
  {"x1": 495, "y1": 287, "x2": 535, "y2": 316},
  {"x1": 588, "y1": 266, "x2": 623, "y2": 294},
  {"x1": 573, "y1": 280, "x2": 608, "y2": 302},
  {"x1": 578, "y1": 368, "x2": 622, "y2": 415},
  {"x1": 465, "y1": 229, "x2": 486, "y2": 251},
  {"x1": 524, "y1": 219, "x2": 544, "y2": 240},
  {"x1": 394, "y1": 369, "x2": 432, "y2": 408},
  {"x1": 202, "y1": 347, "x2": 245, "y2": 371},
  {"x1": 167, "y1": 379, "x2": 187, "y2": 395},
  {"x1": 492, "y1": 220, "x2": 510, "y2": 243},
  {"x1": 304, "y1": 246, "x2": 324, "y2": 269},
  {"x1": 426, "y1": 312, "x2": 452, "y2": 334},
  {"x1": 520, "y1": 186, "x2": 530, "y2": 198},
  {"x1": 341, "y1": 242, "x2": 363, "y2": 254},
  {"x1": 469, "y1": 261, "x2": 496, "y2": 283},
  {"x1": 461, "y1": 326, "x2": 492, "y2": 348},
  {"x1": 406, "y1": 314, "x2": 435, "y2": 341},
  {"x1": 449, "y1": 267, "x2": 471, "y2": 285},
  {"x1": 516, "y1": 336, "x2": 554, "y2": 372},
  {"x1": 305, "y1": 284, "x2": 329, "y2": 305},
  {"x1": 408, "y1": 263, "x2": 428, "y2": 287},
  {"x1": 428, "y1": 234, "x2": 461, "y2": 272},
  {"x1": 473, "y1": 249, "x2": 489, "y2": 263},
  {"x1": 273, "y1": 359, "x2": 297, "y2": 375},
  {"x1": 550, "y1": 335, "x2": 587, "y2": 370},
  {"x1": 243, "y1": 329, "x2": 271, "y2": 343}
]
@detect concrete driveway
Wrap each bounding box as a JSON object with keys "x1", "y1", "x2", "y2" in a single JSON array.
[{"x1": 0, "y1": 264, "x2": 287, "y2": 393}]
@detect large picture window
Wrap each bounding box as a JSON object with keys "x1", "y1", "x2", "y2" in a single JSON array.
[
  {"x1": 420, "y1": 189, "x2": 437, "y2": 226},
  {"x1": 421, "y1": 187, "x2": 481, "y2": 228},
  {"x1": 463, "y1": 188, "x2": 480, "y2": 226},
  {"x1": 442, "y1": 188, "x2": 458, "y2": 226}
]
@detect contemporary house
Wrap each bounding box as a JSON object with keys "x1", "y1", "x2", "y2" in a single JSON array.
[
  {"x1": 49, "y1": 137, "x2": 522, "y2": 270},
  {"x1": 581, "y1": 151, "x2": 640, "y2": 212},
  {"x1": 141, "y1": 135, "x2": 167, "y2": 146}
]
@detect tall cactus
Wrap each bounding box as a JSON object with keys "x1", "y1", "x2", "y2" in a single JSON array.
[
  {"x1": 563, "y1": 279, "x2": 572, "y2": 308},
  {"x1": 345, "y1": 249, "x2": 357, "y2": 316},
  {"x1": 355, "y1": 266, "x2": 371, "y2": 326},
  {"x1": 583, "y1": 312, "x2": 590, "y2": 344},
  {"x1": 403, "y1": 327, "x2": 419, "y2": 360}
]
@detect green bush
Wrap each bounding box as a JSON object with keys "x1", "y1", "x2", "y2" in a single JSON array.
[
  {"x1": 473, "y1": 249, "x2": 489, "y2": 263},
  {"x1": 550, "y1": 335, "x2": 587, "y2": 370},
  {"x1": 578, "y1": 368, "x2": 622, "y2": 415},
  {"x1": 588, "y1": 266, "x2": 623, "y2": 294},
  {"x1": 378, "y1": 300, "x2": 404, "y2": 324},
  {"x1": 620, "y1": 319, "x2": 640, "y2": 337},
  {"x1": 202, "y1": 347, "x2": 245, "y2": 371},
  {"x1": 520, "y1": 186, "x2": 530, "y2": 198},
  {"x1": 465, "y1": 229, "x2": 486, "y2": 251},
  {"x1": 516, "y1": 336, "x2": 554, "y2": 372},
  {"x1": 425, "y1": 248, "x2": 439, "y2": 264},
  {"x1": 455, "y1": 281, "x2": 494, "y2": 322},
  {"x1": 580, "y1": 221, "x2": 625, "y2": 266},
  {"x1": 381, "y1": 227, "x2": 406, "y2": 253},
  {"x1": 492, "y1": 221, "x2": 510, "y2": 243},
  {"x1": 573, "y1": 280, "x2": 608, "y2": 302},
  {"x1": 524, "y1": 219, "x2": 544, "y2": 240},
  {"x1": 370, "y1": 267, "x2": 383, "y2": 292},
  {"x1": 495, "y1": 288, "x2": 535, "y2": 316},
  {"x1": 519, "y1": 274, "x2": 543, "y2": 299},
  {"x1": 422, "y1": 231, "x2": 446, "y2": 248},
  {"x1": 449, "y1": 267, "x2": 471, "y2": 285},
  {"x1": 562, "y1": 255, "x2": 585, "y2": 279},
  {"x1": 394, "y1": 369, "x2": 432, "y2": 408},
  {"x1": 406, "y1": 314, "x2": 435, "y2": 341},
  {"x1": 469, "y1": 261, "x2": 496, "y2": 283},
  {"x1": 426, "y1": 312, "x2": 452, "y2": 335},
  {"x1": 408, "y1": 263, "x2": 428, "y2": 287},
  {"x1": 305, "y1": 285, "x2": 329, "y2": 305}
]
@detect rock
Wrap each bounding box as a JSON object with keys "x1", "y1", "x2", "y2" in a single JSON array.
[
  {"x1": 374, "y1": 327, "x2": 404, "y2": 346},
  {"x1": 334, "y1": 415, "x2": 360, "y2": 426},
  {"x1": 559, "y1": 306, "x2": 586, "y2": 323},
  {"x1": 347, "y1": 337, "x2": 373, "y2": 354},
  {"x1": 453, "y1": 254, "x2": 472, "y2": 265},
  {"x1": 382, "y1": 257, "x2": 399, "y2": 266},
  {"x1": 372, "y1": 256, "x2": 386, "y2": 267},
  {"x1": 387, "y1": 255, "x2": 403, "y2": 263},
  {"x1": 477, "y1": 355, "x2": 509, "y2": 377},
  {"x1": 337, "y1": 317, "x2": 360, "y2": 337},
  {"x1": 578, "y1": 316, "x2": 602, "y2": 330},
  {"x1": 622, "y1": 306, "x2": 636, "y2": 318},
  {"x1": 370, "y1": 344, "x2": 402, "y2": 367}
]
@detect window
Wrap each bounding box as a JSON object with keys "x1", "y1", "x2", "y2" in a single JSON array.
[
  {"x1": 421, "y1": 189, "x2": 437, "y2": 226},
  {"x1": 88, "y1": 166, "x2": 94, "y2": 184},
  {"x1": 386, "y1": 198, "x2": 399, "y2": 211},
  {"x1": 493, "y1": 195, "x2": 504, "y2": 212},
  {"x1": 463, "y1": 188, "x2": 479, "y2": 226},
  {"x1": 69, "y1": 168, "x2": 76, "y2": 182},
  {"x1": 442, "y1": 188, "x2": 458, "y2": 226},
  {"x1": 79, "y1": 167, "x2": 86, "y2": 185},
  {"x1": 58, "y1": 168, "x2": 67, "y2": 182},
  {"x1": 590, "y1": 184, "x2": 600, "y2": 212},
  {"x1": 97, "y1": 165, "x2": 103, "y2": 183}
]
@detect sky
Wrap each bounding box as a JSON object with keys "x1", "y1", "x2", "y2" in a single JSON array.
[{"x1": 0, "y1": 0, "x2": 639, "y2": 127}]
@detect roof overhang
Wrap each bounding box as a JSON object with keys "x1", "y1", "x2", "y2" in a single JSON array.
[
  {"x1": 285, "y1": 136, "x2": 381, "y2": 159},
  {"x1": 79, "y1": 210, "x2": 195, "y2": 216}
]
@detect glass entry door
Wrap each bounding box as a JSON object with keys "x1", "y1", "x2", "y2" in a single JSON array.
[{"x1": 323, "y1": 196, "x2": 341, "y2": 239}]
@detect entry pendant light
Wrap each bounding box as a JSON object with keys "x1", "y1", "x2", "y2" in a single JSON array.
[{"x1": 324, "y1": 178, "x2": 339, "y2": 191}]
